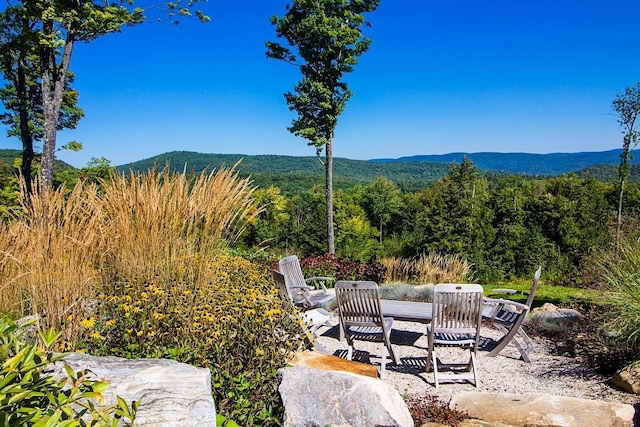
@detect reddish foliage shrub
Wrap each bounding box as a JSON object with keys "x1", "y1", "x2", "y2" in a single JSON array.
[
  {"x1": 299, "y1": 254, "x2": 386, "y2": 284},
  {"x1": 404, "y1": 395, "x2": 468, "y2": 426}
]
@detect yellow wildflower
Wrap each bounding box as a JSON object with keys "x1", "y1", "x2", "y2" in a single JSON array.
[{"x1": 81, "y1": 317, "x2": 96, "y2": 329}]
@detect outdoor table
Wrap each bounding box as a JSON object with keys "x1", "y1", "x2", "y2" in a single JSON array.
[
  {"x1": 337, "y1": 299, "x2": 432, "y2": 341},
  {"x1": 379, "y1": 299, "x2": 432, "y2": 324}
]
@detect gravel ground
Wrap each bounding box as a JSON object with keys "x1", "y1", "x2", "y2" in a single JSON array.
[{"x1": 313, "y1": 315, "x2": 639, "y2": 407}]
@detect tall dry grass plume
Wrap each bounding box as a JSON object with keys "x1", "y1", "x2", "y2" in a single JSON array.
[
  {"x1": 0, "y1": 165, "x2": 259, "y2": 344},
  {"x1": 0, "y1": 180, "x2": 103, "y2": 340},
  {"x1": 380, "y1": 252, "x2": 472, "y2": 284},
  {"x1": 98, "y1": 164, "x2": 259, "y2": 285}
]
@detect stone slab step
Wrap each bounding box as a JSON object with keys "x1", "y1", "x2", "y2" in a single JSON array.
[
  {"x1": 450, "y1": 391, "x2": 635, "y2": 427},
  {"x1": 289, "y1": 350, "x2": 378, "y2": 378}
]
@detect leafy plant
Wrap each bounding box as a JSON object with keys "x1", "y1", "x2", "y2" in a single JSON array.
[
  {"x1": 379, "y1": 283, "x2": 434, "y2": 302},
  {"x1": 298, "y1": 253, "x2": 386, "y2": 283},
  {"x1": 0, "y1": 314, "x2": 138, "y2": 426},
  {"x1": 404, "y1": 394, "x2": 468, "y2": 426},
  {"x1": 80, "y1": 255, "x2": 309, "y2": 426},
  {"x1": 599, "y1": 237, "x2": 640, "y2": 350}
]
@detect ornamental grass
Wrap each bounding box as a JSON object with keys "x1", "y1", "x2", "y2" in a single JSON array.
[
  {"x1": 0, "y1": 165, "x2": 308, "y2": 425},
  {"x1": 380, "y1": 252, "x2": 472, "y2": 284}
]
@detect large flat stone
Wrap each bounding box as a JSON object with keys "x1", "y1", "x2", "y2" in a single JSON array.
[
  {"x1": 450, "y1": 392, "x2": 635, "y2": 427},
  {"x1": 289, "y1": 350, "x2": 378, "y2": 378},
  {"x1": 53, "y1": 353, "x2": 216, "y2": 427},
  {"x1": 278, "y1": 365, "x2": 413, "y2": 427}
]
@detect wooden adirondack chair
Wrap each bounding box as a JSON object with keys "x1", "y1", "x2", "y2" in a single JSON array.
[
  {"x1": 426, "y1": 284, "x2": 484, "y2": 388},
  {"x1": 482, "y1": 266, "x2": 542, "y2": 362},
  {"x1": 335, "y1": 280, "x2": 399, "y2": 379},
  {"x1": 278, "y1": 255, "x2": 334, "y2": 309},
  {"x1": 273, "y1": 270, "x2": 331, "y2": 353}
]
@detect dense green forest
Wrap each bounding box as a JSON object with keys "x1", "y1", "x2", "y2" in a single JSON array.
[
  {"x1": 115, "y1": 150, "x2": 639, "y2": 194},
  {"x1": 116, "y1": 151, "x2": 454, "y2": 193},
  {"x1": 1, "y1": 148, "x2": 639, "y2": 285}
]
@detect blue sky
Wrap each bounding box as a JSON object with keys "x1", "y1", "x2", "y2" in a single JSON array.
[{"x1": 3, "y1": 0, "x2": 640, "y2": 168}]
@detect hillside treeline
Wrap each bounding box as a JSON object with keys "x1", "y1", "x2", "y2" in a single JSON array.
[
  {"x1": 1, "y1": 152, "x2": 638, "y2": 285},
  {"x1": 241, "y1": 158, "x2": 640, "y2": 285}
]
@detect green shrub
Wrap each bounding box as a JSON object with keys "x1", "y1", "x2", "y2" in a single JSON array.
[
  {"x1": 0, "y1": 314, "x2": 137, "y2": 426},
  {"x1": 80, "y1": 255, "x2": 309, "y2": 426},
  {"x1": 599, "y1": 237, "x2": 640, "y2": 350},
  {"x1": 297, "y1": 253, "x2": 386, "y2": 283},
  {"x1": 379, "y1": 283, "x2": 434, "y2": 302}
]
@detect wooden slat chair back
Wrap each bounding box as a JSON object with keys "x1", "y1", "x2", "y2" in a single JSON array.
[
  {"x1": 427, "y1": 283, "x2": 484, "y2": 388},
  {"x1": 272, "y1": 270, "x2": 331, "y2": 353},
  {"x1": 278, "y1": 255, "x2": 333, "y2": 309},
  {"x1": 335, "y1": 280, "x2": 398, "y2": 378},
  {"x1": 483, "y1": 266, "x2": 542, "y2": 362}
]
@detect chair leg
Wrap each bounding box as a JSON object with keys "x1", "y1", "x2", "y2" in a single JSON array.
[
  {"x1": 470, "y1": 351, "x2": 479, "y2": 388},
  {"x1": 510, "y1": 336, "x2": 531, "y2": 363},
  {"x1": 487, "y1": 325, "x2": 520, "y2": 358},
  {"x1": 385, "y1": 334, "x2": 398, "y2": 365},
  {"x1": 379, "y1": 347, "x2": 388, "y2": 379},
  {"x1": 432, "y1": 349, "x2": 439, "y2": 388},
  {"x1": 346, "y1": 344, "x2": 353, "y2": 361},
  {"x1": 426, "y1": 334, "x2": 434, "y2": 372},
  {"x1": 519, "y1": 328, "x2": 535, "y2": 354}
]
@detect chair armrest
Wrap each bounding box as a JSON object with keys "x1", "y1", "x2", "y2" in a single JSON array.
[
  {"x1": 305, "y1": 276, "x2": 332, "y2": 293},
  {"x1": 484, "y1": 297, "x2": 529, "y2": 311},
  {"x1": 488, "y1": 288, "x2": 529, "y2": 296},
  {"x1": 289, "y1": 284, "x2": 315, "y2": 292}
]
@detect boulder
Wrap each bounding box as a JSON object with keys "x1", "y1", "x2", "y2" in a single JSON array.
[
  {"x1": 278, "y1": 365, "x2": 414, "y2": 427},
  {"x1": 52, "y1": 352, "x2": 216, "y2": 427},
  {"x1": 613, "y1": 360, "x2": 640, "y2": 394},
  {"x1": 450, "y1": 391, "x2": 635, "y2": 427},
  {"x1": 527, "y1": 302, "x2": 585, "y2": 334}
]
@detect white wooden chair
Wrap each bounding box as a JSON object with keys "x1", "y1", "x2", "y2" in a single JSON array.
[
  {"x1": 427, "y1": 284, "x2": 484, "y2": 388},
  {"x1": 483, "y1": 266, "x2": 542, "y2": 362},
  {"x1": 335, "y1": 280, "x2": 398, "y2": 379},
  {"x1": 273, "y1": 270, "x2": 331, "y2": 353},
  {"x1": 278, "y1": 255, "x2": 334, "y2": 309}
]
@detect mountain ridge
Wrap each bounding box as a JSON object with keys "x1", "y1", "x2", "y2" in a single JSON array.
[{"x1": 371, "y1": 149, "x2": 633, "y2": 175}]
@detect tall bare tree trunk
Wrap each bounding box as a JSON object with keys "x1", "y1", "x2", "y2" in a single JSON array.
[
  {"x1": 16, "y1": 52, "x2": 34, "y2": 196},
  {"x1": 325, "y1": 141, "x2": 335, "y2": 254},
  {"x1": 616, "y1": 176, "x2": 625, "y2": 250},
  {"x1": 39, "y1": 18, "x2": 74, "y2": 190}
]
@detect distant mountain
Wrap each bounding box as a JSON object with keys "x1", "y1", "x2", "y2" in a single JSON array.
[
  {"x1": 116, "y1": 151, "x2": 454, "y2": 193},
  {"x1": 2, "y1": 148, "x2": 637, "y2": 194},
  {"x1": 0, "y1": 149, "x2": 74, "y2": 173},
  {"x1": 372, "y1": 149, "x2": 634, "y2": 176}
]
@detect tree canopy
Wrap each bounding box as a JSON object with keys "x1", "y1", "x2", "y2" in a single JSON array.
[
  {"x1": 266, "y1": 0, "x2": 380, "y2": 254},
  {"x1": 0, "y1": 0, "x2": 208, "y2": 192}
]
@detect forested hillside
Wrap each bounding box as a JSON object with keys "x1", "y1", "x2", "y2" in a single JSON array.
[
  {"x1": 0, "y1": 149, "x2": 74, "y2": 175},
  {"x1": 116, "y1": 150, "x2": 639, "y2": 193},
  {"x1": 1, "y1": 148, "x2": 639, "y2": 285},
  {"x1": 373, "y1": 149, "x2": 638, "y2": 175},
  {"x1": 116, "y1": 151, "x2": 454, "y2": 193}
]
